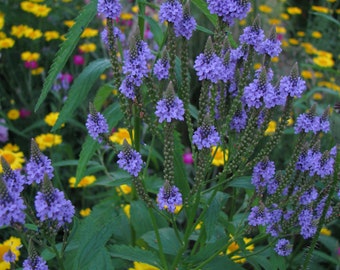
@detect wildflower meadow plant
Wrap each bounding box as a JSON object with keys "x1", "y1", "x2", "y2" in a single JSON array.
[{"x1": 0, "y1": 0, "x2": 340, "y2": 269}]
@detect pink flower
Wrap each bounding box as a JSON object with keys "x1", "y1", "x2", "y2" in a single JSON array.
[
  {"x1": 61, "y1": 73, "x2": 73, "y2": 84},
  {"x1": 24, "y1": 61, "x2": 39, "y2": 69},
  {"x1": 19, "y1": 108, "x2": 31, "y2": 118},
  {"x1": 183, "y1": 151, "x2": 193, "y2": 164},
  {"x1": 73, "y1": 55, "x2": 85, "y2": 66}
]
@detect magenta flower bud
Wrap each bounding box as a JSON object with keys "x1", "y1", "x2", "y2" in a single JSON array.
[
  {"x1": 182, "y1": 152, "x2": 193, "y2": 165},
  {"x1": 24, "y1": 61, "x2": 39, "y2": 69},
  {"x1": 73, "y1": 55, "x2": 85, "y2": 66}
]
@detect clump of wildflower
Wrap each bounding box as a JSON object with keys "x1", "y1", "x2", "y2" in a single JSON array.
[
  {"x1": 101, "y1": 27, "x2": 125, "y2": 46},
  {"x1": 26, "y1": 139, "x2": 54, "y2": 185},
  {"x1": 34, "y1": 133, "x2": 62, "y2": 150},
  {"x1": 34, "y1": 176, "x2": 75, "y2": 228},
  {"x1": 174, "y1": 2, "x2": 196, "y2": 40},
  {"x1": 22, "y1": 240, "x2": 48, "y2": 270},
  {"x1": 192, "y1": 117, "x2": 220, "y2": 150},
  {"x1": 159, "y1": 0, "x2": 183, "y2": 24},
  {"x1": 294, "y1": 107, "x2": 330, "y2": 134},
  {"x1": 0, "y1": 144, "x2": 25, "y2": 173},
  {"x1": 211, "y1": 146, "x2": 228, "y2": 166},
  {"x1": 44, "y1": 112, "x2": 63, "y2": 127},
  {"x1": 1, "y1": 157, "x2": 25, "y2": 195},
  {"x1": 69, "y1": 175, "x2": 96, "y2": 188},
  {"x1": 97, "y1": 0, "x2": 121, "y2": 19},
  {"x1": 279, "y1": 64, "x2": 306, "y2": 98},
  {"x1": 86, "y1": 103, "x2": 109, "y2": 142},
  {"x1": 110, "y1": 128, "x2": 133, "y2": 145},
  {"x1": 155, "y1": 82, "x2": 185, "y2": 123},
  {"x1": 0, "y1": 237, "x2": 22, "y2": 269},
  {"x1": 239, "y1": 17, "x2": 265, "y2": 51},
  {"x1": 117, "y1": 140, "x2": 144, "y2": 177},
  {"x1": 251, "y1": 159, "x2": 277, "y2": 193},
  {"x1": 153, "y1": 50, "x2": 170, "y2": 80},
  {"x1": 274, "y1": 239, "x2": 292, "y2": 256},
  {"x1": 230, "y1": 109, "x2": 248, "y2": 132},
  {"x1": 157, "y1": 181, "x2": 182, "y2": 213},
  {"x1": 258, "y1": 27, "x2": 282, "y2": 57}
]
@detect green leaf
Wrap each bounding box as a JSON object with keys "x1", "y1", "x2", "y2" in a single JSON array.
[
  {"x1": 141, "y1": 227, "x2": 182, "y2": 255},
  {"x1": 34, "y1": 0, "x2": 98, "y2": 112},
  {"x1": 85, "y1": 247, "x2": 114, "y2": 270},
  {"x1": 64, "y1": 202, "x2": 119, "y2": 269},
  {"x1": 52, "y1": 59, "x2": 111, "y2": 131},
  {"x1": 108, "y1": 245, "x2": 161, "y2": 268},
  {"x1": 201, "y1": 256, "x2": 244, "y2": 270},
  {"x1": 93, "y1": 84, "x2": 115, "y2": 111},
  {"x1": 227, "y1": 176, "x2": 254, "y2": 190},
  {"x1": 196, "y1": 25, "x2": 214, "y2": 35},
  {"x1": 144, "y1": 16, "x2": 164, "y2": 46},
  {"x1": 311, "y1": 12, "x2": 340, "y2": 27},
  {"x1": 191, "y1": 0, "x2": 218, "y2": 27},
  {"x1": 75, "y1": 102, "x2": 123, "y2": 185},
  {"x1": 313, "y1": 250, "x2": 339, "y2": 265}
]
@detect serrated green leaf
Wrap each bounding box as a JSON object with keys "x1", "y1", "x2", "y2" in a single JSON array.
[
  {"x1": 35, "y1": 0, "x2": 98, "y2": 112},
  {"x1": 75, "y1": 102, "x2": 123, "y2": 185},
  {"x1": 141, "y1": 227, "x2": 182, "y2": 255},
  {"x1": 52, "y1": 59, "x2": 111, "y2": 131},
  {"x1": 144, "y1": 16, "x2": 164, "y2": 46},
  {"x1": 108, "y1": 244, "x2": 161, "y2": 268},
  {"x1": 191, "y1": 0, "x2": 217, "y2": 27}
]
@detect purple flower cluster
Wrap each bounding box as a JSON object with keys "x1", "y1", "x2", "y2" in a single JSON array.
[
  {"x1": 230, "y1": 109, "x2": 248, "y2": 132},
  {"x1": 86, "y1": 111, "x2": 109, "y2": 142},
  {"x1": 157, "y1": 184, "x2": 182, "y2": 213},
  {"x1": 274, "y1": 239, "x2": 292, "y2": 256},
  {"x1": 153, "y1": 58, "x2": 170, "y2": 80},
  {"x1": 239, "y1": 25, "x2": 265, "y2": 49},
  {"x1": 0, "y1": 177, "x2": 26, "y2": 227},
  {"x1": 97, "y1": 0, "x2": 121, "y2": 20},
  {"x1": 23, "y1": 256, "x2": 48, "y2": 270},
  {"x1": 258, "y1": 36, "x2": 282, "y2": 57},
  {"x1": 155, "y1": 96, "x2": 184, "y2": 123},
  {"x1": 26, "y1": 142, "x2": 54, "y2": 185},
  {"x1": 194, "y1": 53, "x2": 224, "y2": 83},
  {"x1": 192, "y1": 124, "x2": 220, "y2": 150},
  {"x1": 299, "y1": 188, "x2": 318, "y2": 205},
  {"x1": 298, "y1": 208, "x2": 317, "y2": 239},
  {"x1": 174, "y1": 13, "x2": 196, "y2": 40},
  {"x1": 159, "y1": 0, "x2": 183, "y2": 23},
  {"x1": 101, "y1": 27, "x2": 125, "y2": 46},
  {"x1": 119, "y1": 40, "x2": 153, "y2": 99},
  {"x1": 207, "y1": 0, "x2": 251, "y2": 26},
  {"x1": 294, "y1": 113, "x2": 330, "y2": 134},
  {"x1": 35, "y1": 183, "x2": 75, "y2": 228},
  {"x1": 279, "y1": 74, "x2": 306, "y2": 98},
  {"x1": 251, "y1": 160, "x2": 277, "y2": 194},
  {"x1": 117, "y1": 145, "x2": 143, "y2": 177},
  {"x1": 1, "y1": 160, "x2": 25, "y2": 195}
]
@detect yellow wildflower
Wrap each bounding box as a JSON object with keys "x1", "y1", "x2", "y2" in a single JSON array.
[
  {"x1": 301, "y1": 42, "x2": 317, "y2": 54},
  {"x1": 20, "y1": 1, "x2": 36, "y2": 13},
  {"x1": 69, "y1": 175, "x2": 96, "y2": 188},
  {"x1": 10, "y1": 25, "x2": 30, "y2": 38},
  {"x1": 195, "y1": 221, "x2": 203, "y2": 230},
  {"x1": 44, "y1": 112, "x2": 64, "y2": 127},
  {"x1": 259, "y1": 5, "x2": 272, "y2": 13},
  {"x1": 287, "y1": 117, "x2": 294, "y2": 126},
  {"x1": 116, "y1": 184, "x2": 132, "y2": 195},
  {"x1": 312, "y1": 93, "x2": 323, "y2": 100},
  {"x1": 7, "y1": 109, "x2": 20, "y2": 120},
  {"x1": 174, "y1": 205, "x2": 182, "y2": 214},
  {"x1": 336, "y1": 9, "x2": 340, "y2": 14},
  {"x1": 311, "y1": 31, "x2": 322, "y2": 39},
  {"x1": 64, "y1": 20, "x2": 75, "y2": 28},
  {"x1": 275, "y1": 26, "x2": 286, "y2": 34},
  {"x1": 24, "y1": 28, "x2": 42, "y2": 40},
  {"x1": 288, "y1": 38, "x2": 299, "y2": 45},
  {"x1": 297, "y1": 31, "x2": 305, "y2": 37},
  {"x1": 316, "y1": 50, "x2": 333, "y2": 59},
  {"x1": 123, "y1": 204, "x2": 131, "y2": 219},
  {"x1": 80, "y1": 28, "x2": 98, "y2": 38},
  {"x1": 281, "y1": 40, "x2": 289, "y2": 47},
  {"x1": 44, "y1": 31, "x2": 60, "y2": 41},
  {"x1": 314, "y1": 71, "x2": 323, "y2": 78},
  {"x1": 239, "y1": 19, "x2": 246, "y2": 26},
  {"x1": 313, "y1": 56, "x2": 334, "y2": 68},
  {"x1": 211, "y1": 146, "x2": 228, "y2": 167},
  {"x1": 271, "y1": 56, "x2": 279, "y2": 63},
  {"x1": 129, "y1": 262, "x2": 160, "y2": 270},
  {"x1": 280, "y1": 13, "x2": 289, "y2": 20},
  {"x1": 35, "y1": 133, "x2": 62, "y2": 150},
  {"x1": 100, "y1": 74, "x2": 107, "y2": 80},
  {"x1": 0, "y1": 38, "x2": 15, "y2": 49},
  {"x1": 287, "y1": 7, "x2": 302, "y2": 15},
  {"x1": 253, "y1": 63, "x2": 261, "y2": 70},
  {"x1": 320, "y1": 227, "x2": 331, "y2": 236},
  {"x1": 0, "y1": 147, "x2": 25, "y2": 173},
  {"x1": 0, "y1": 237, "x2": 21, "y2": 269},
  {"x1": 110, "y1": 128, "x2": 133, "y2": 145},
  {"x1": 32, "y1": 4, "x2": 51, "y2": 17},
  {"x1": 79, "y1": 43, "x2": 96, "y2": 53},
  {"x1": 131, "y1": 5, "x2": 139, "y2": 13},
  {"x1": 0, "y1": 12, "x2": 4, "y2": 30},
  {"x1": 227, "y1": 237, "x2": 254, "y2": 264},
  {"x1": 268, "y1": 19, "x2": 281, "y2": 25},
  {"x1": 0, "y1": 32, "x2": 6, "y2": 39},
  {"x1": 311, "y1": 6, "x2": 329, "y2": 13},
  {"x1": 120, "y1": 12, "x2": 134, "y2": 20},
  {"x1": 301, "y1": 70, "x2": 313, "y2": 79},
  {"x1": 80, "y1": 208, "x2": 91, "y2": 217},
  {"x1": 21, "y1": 51, "x2": 40, "y2": 61},
  {"x1": 265, "y1": 121, "x2": 277, "y2": 135},
  {"x1": 3, "y1": 144, "x2": 19, "y2": 152},
  {"x1": 31, "y1": 67, "x2": 44, "y2": 75}
]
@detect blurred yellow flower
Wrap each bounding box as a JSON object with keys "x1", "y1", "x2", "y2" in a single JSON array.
[
  {"x1": 79, "y1": 43, "x2": 96, "y2": 53},
  {"x1": 287, "y1": 117, "x2": 294, "y2": 126},
  {"x1": 132, "y1": 5, "x2": 139, "y2": 13},
  {"x1": 195, "y1": 221, "x2": 203, "y2": 230},
  {"x1": 20, "y1": 1, "x2": 35, "y2": 12},
  {"x1": 311, "y1": 31, "x2": 322, "y2": 39},
  {"x1": 288, "y1": 38, "x2": 299, "y2": 45},
  {"x1": 320, "y1": 227, "x2": 331, "y2": 236},
  {"x1": 301, "y1": 70, "x2": 313, "y2": 79},
  {"x1": 287, "y1": 7, "x2": 302, "y2": 15},
  {"x1": 35, "y1": 133, "x2": 62, "y2": 150},
  {"x1": 69, "y1": 175, "x2": 96, "y2": 188},
  {"x1": 297, "y1": 31, "x2": 305, "y2": 37},
  {"x1": 239, "y1": 19, "x2": 246, "y2": 26},
  {"x1": 314, "y1": 71, "x2": 323, "y2": 78},
  {"x1": 336, "y1": 9, "x2": 340, "y2": 14},
  {"x1": 25, "y1": 28, "x2": 42, "y2": 40},
  {"x1": 313, "y1": 56, "x2": 334, "y2": 68},
  {"x1": 44, "y1": 31, "x2": 60, "y2": 41},
  {"x1": 0, "y1": 32, "x2": 6, "y2": 39},
  {"x1": 253, "y1": 63, "x2": 261, "y2": 70},
  {"x1": 31, "y1": 67, "x2": 44, "y2": 75},
  {"x1": 0, "y1": 146, "x2": 25, "y2": 173},
  {"x1": 259, "y1": 5, "x2": 272, "y2": 13},
  {"x1": 280, "y1": 13, "x2": 289, "y2": 20},
  {"x1": 32, "y1": 4, "x2": 51, "y2": 17},
  {"x1": 81, "y1": 28, "x2": 98, "y2": 38},
  {"x1": 316, "y1": 50, "x2": 333, "y2": 59},
  {"x1": 312, "y1": 6, "x2": 329, "y2": 13},
  {"x1": 3, "y1": 144, "x2": 19, "y2": 152},
  {"x1": 271, "y1": 56, "x2": 279, "y2": 63},
  {"x1": 123, "y1": 204, "x2": 131, "y2": 219},
  {"x1": 327, "y1": 0, "x2": 336, "y2": 2},
  {"x1": 44, "y1": 112, "x2": 64, "y2": 127},
  {"x1": 0, "y1": 38, "x2": 15, "y2": 49},
  {"x1": 11, "y1": 25, "x2": 30, "y2": 38},
  {"x1": 265, "y1": 121, "x2": 277, "y2": 135},
  {"x1": 301, "y1": 42, "x2": 317, "y2": 54},
  {"x1": 174, "y1": 205, "x2": 182, "y2": 214},
  {"x1": 116, "y1": 184, "x2": 132, "y2": 195},
  {"x1": 227, "y1": 237, "x2": 254, "y2": 264},
  {"x1": 64, "y1": 20, "x2": 75, "y2": 28},
  {"x1": 275, "y1": 26, "x2": 286, "y2": 34},
  {"x1": 100, "y1": 74, "x2": 107, "y2": 80},
  {"x1": 21, "y1": 51, "x2": 40, "y2": 61},
  {"x1": 121, "y1": 12, "x2": 134, "y2": 20},
  {"x1": 312, "y1": 93, "x2": 323, "y2": 100},
  {"x1": 80, "y1": 208, "x2": 91, "y2": 217},
  {"x1": 129, "y1": 262, "x2": 160, "y2": 270},
  {"x1": 0, "y1": 237, "x2": 21, "y2": 269},
  {"x1": 211, "y1": 146, "x2": 228, "y2": 167},
  {"x1": 281, "y1": 40, "x2": 289, "y2": 47},
  {"x1": 268, "y1": 19, "x2": 281, "y2": 25},
  {"x1": 7, "y1": 109, "x2": 20, "y2": 120},
  {"x1": 110, "y1": 128, "x2": 133, "y2": 145},
  {"x1": 0, "y1": 12, "x2": 4, "y2": 30}
]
